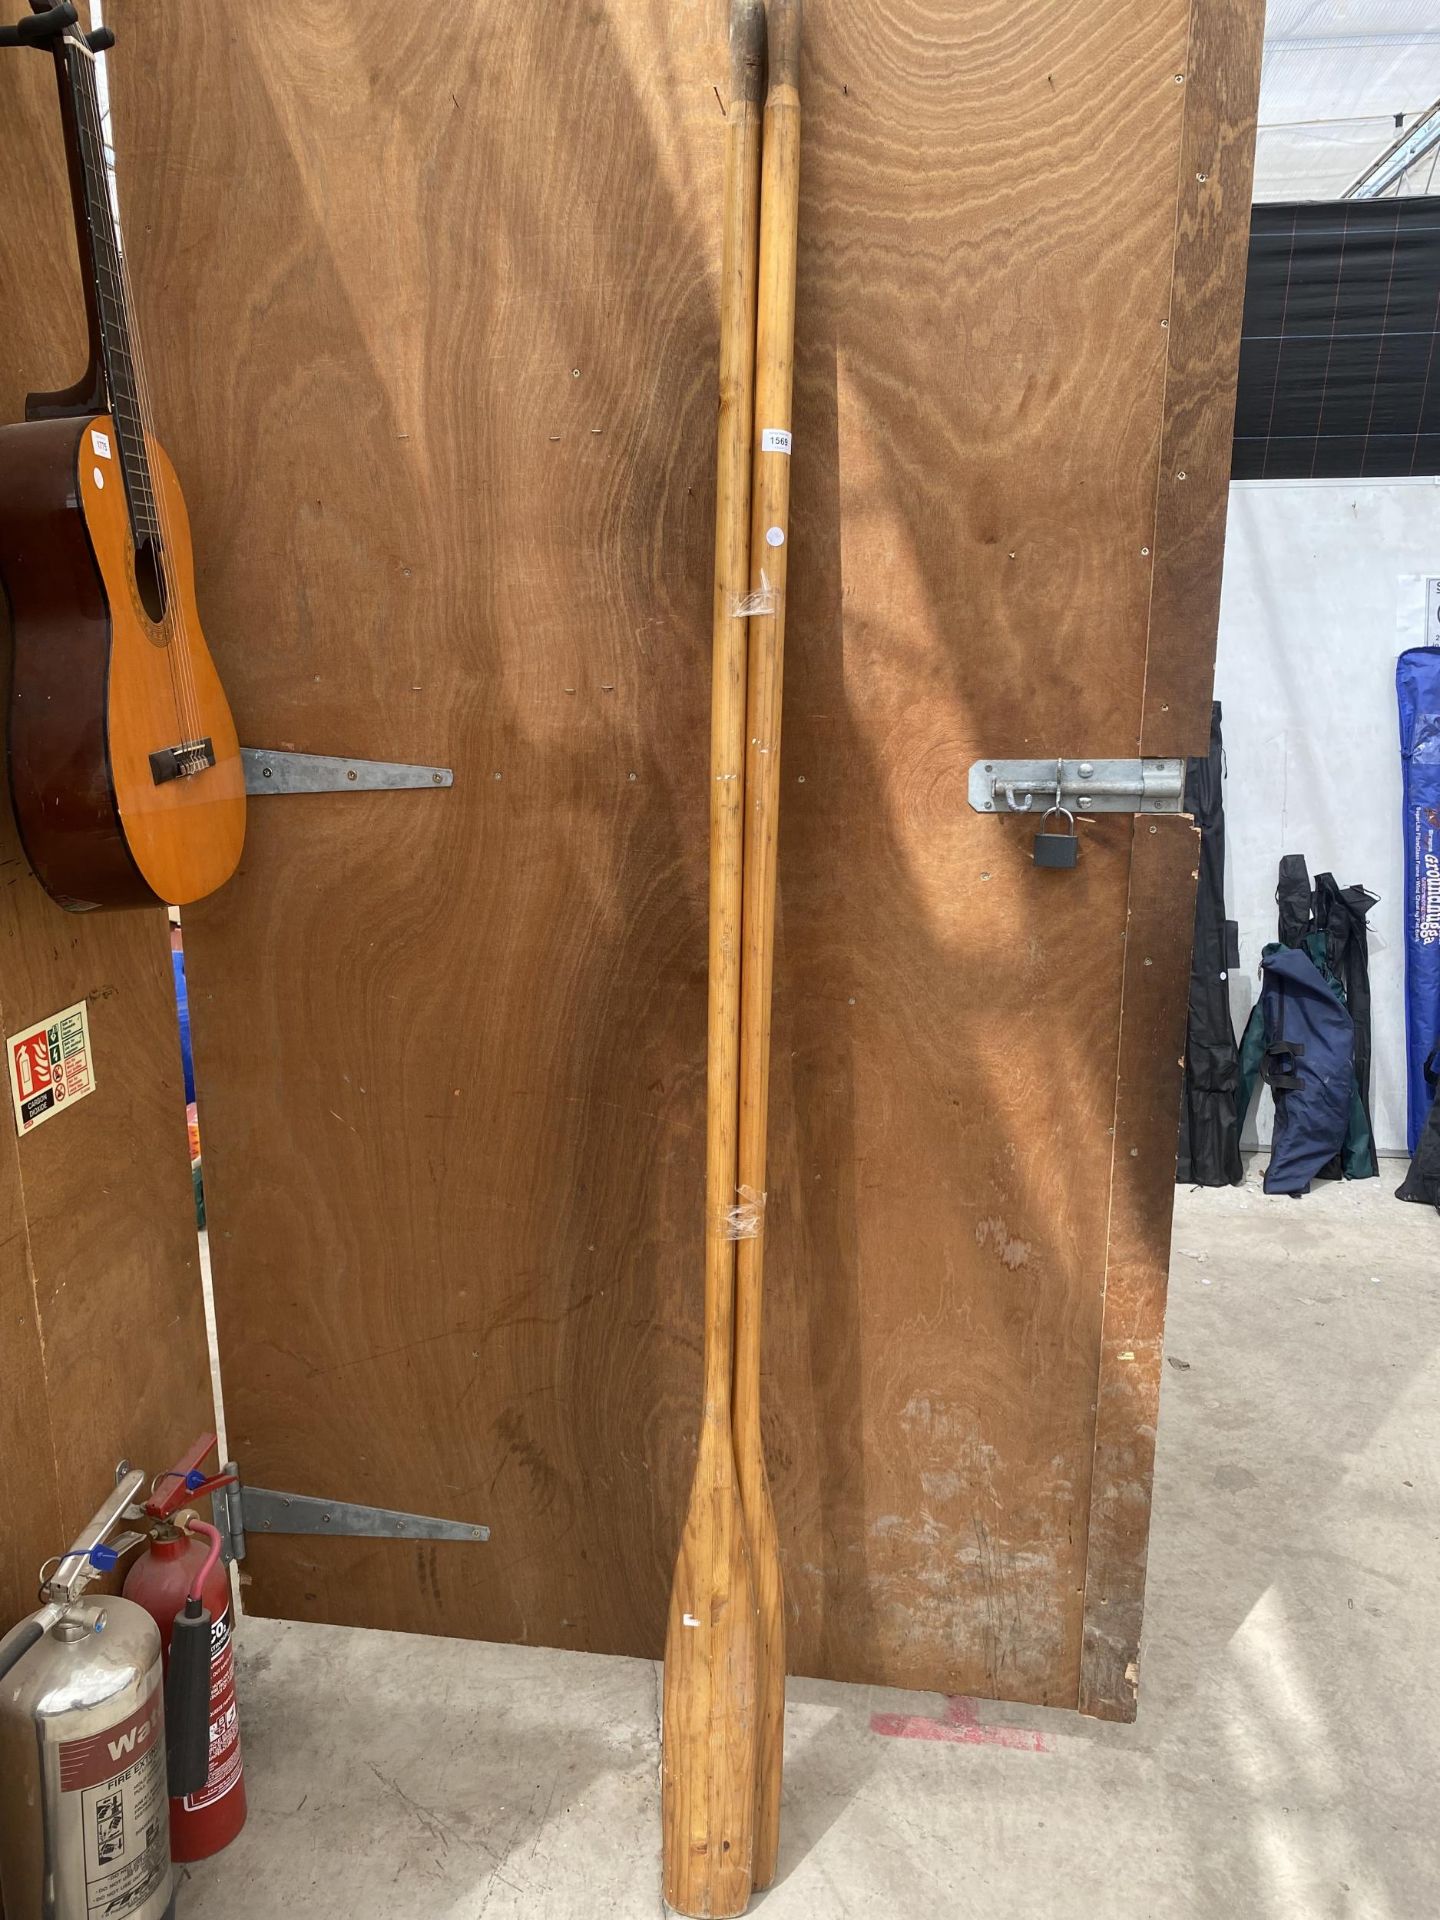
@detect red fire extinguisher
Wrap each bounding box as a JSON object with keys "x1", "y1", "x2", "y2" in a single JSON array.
[{"x1": 124, "y1": 1433, "x2": 247, "y2": 1861}]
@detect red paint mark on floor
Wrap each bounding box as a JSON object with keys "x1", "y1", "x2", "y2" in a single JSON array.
[{"x1": 869, "y1": 1695, "x2": 1052, "y2": 1752}]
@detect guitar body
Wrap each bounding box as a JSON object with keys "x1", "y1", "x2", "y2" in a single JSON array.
[
  {"x1": 0, "y1": 413, "x2": 245, "y2": 910},
  {"x1": 2, "y1": 12, "x2": 245, "y2": 913}
]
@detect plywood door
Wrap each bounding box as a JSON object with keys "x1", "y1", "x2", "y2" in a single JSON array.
[
  {"x1": 109, "y1": 0, "x2": 1261, "y2": 1717},
  {"x1": 0, "y1": 43, "x2": 216, "y2": 1634}
]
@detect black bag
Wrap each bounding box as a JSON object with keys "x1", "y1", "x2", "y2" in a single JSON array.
[
  {"x1": 1276, "y1": 853, "x2": 1313, "y2": 951},
  {"x1": 1176, "y1": 703, "x2": 1243, "y2": 1186},
  {"x1": 1313, "y1": 871, "x2": 1379, "y2": 1176},
  {"x1": 1396, "y1": 1047, "x2": 1440, "y2": 1211}
]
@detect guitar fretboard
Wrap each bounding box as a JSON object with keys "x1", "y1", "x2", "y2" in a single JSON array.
[{"x1": 64, "y1": 35, "x2": 160, "y2": 549}]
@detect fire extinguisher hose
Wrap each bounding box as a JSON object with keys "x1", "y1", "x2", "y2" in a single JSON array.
[
  {"x1": 184, "y1": 1519, "x2": 222, "y2": 1603},
  {"x1": 0, "y1": 1615, "x2": 45, "y2": 1683},
  {"x1": 0, "y1": 1598, "x2": 68, "y2": 1682},
  {"x1": 165, "y1": 1517, "x2": 224, "y2": 1799}
]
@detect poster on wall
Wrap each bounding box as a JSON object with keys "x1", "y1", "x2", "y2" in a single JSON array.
[{"x1": 7, "y1": 1001, "x2": 96, "y2": 1137}]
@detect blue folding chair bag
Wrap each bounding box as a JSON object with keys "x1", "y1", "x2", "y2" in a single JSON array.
[
  {"x1": 1258, "y1": 947, "x2": 1355, "y2": 1196},
  {"x1": 1397, "y1": 648, "x2": 1440, "y2": 1153}
]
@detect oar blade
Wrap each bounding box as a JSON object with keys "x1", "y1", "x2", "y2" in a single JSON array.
[{"x1": 662, "y1": 1448, "x2": 760, "y2": 1916}]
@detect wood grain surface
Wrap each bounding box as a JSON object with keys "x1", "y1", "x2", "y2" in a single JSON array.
[
  {"x1": 0, "y1": 34, "x2": 214, "y2": 1641},
  {"x1": 1079, "y1": 818, "x2": 1199, "y2": 1720},
  {"x1": 1143, "y1": 0, "x2": 1266, "y2": 757},
  {"x1": 107, "y1": 0, "x2": 1258, "y2": 1706}
]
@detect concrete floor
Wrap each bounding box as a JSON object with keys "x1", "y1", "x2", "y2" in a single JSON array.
[{"x1": 181, "y1": 1175, "x2": 1438, "y2": 1919}]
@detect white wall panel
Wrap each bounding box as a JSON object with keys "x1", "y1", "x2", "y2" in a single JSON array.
[{"x1": 1213, "y1": 479, "x2": 1440, "y2": 1154}]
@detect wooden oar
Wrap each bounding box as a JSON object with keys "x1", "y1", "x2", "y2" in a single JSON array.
[
  {"x1": 661, "y1": 5, "x2": 766, "y2": 1915},
  {"x1": 733, "y1": 0, "x2": 802, "y2": 1891}
]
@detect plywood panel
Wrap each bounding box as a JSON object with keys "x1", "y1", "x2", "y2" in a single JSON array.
[
  {"x1": 109, "y1": 0, "x2": 1258, "y2": 1704},
  {"x1": 1144, "y1": 0, "x2": 1266, "y2": 755},
  {"x1": 0, "y1": 38, "x2": 214, "y2": 1634},
  {"x1": 1079, "y1": 817, "x2": 1199, "y2": 1719}
]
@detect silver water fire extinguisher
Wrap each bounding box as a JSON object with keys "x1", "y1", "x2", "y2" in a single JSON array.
[{"x1": 0, "y1": 1468, "x2": 176, "y2": 1920}]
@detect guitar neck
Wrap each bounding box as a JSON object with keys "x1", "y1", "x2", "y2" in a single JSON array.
[{"x1": 54, "y1": 27, "x2": 161, "y2": 549}]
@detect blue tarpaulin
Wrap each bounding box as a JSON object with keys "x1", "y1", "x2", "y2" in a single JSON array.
[{"x1": 1398, "y1": 648, "x2": 1440, "y2": 1153}]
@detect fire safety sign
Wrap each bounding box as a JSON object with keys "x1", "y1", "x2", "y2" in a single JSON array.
[{"x1": 7, "y1": 1001, "x2": 96, "y2": 1137}]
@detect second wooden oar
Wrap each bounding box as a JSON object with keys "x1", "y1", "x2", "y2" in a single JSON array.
[
  {"x1": 733, "y1": 0, "x2": 802, "y2": 1891},
  {"x1": 661, "y1": 5, "x2": 766, "y2": 1915}
]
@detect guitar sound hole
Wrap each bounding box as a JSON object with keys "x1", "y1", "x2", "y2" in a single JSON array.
[{"x1": 134, "y1": 535, "x2": 168, "y2": 625}]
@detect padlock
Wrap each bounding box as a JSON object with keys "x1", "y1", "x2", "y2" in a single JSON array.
[{"x1": 1033, "y1": 805, "x2": 1079, "y2": 869}]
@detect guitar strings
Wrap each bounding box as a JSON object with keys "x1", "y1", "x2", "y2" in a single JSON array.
[
  {"x1": 71, "y1": 26, "x2": 201, "y2": 747},
  {"x1": 86, "y1": 30, "x2": 203, "y2": 747},
  {"x1": 87, "y1": 31, "x2": 201, "y2": 745},
  {"x1": 67, "y1": 28, "x2": 187, "y2": 736}
]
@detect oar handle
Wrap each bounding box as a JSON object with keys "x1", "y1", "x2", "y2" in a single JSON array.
[
  {"x1": 730, "y1": 0, "x2": 765, "y2": 104},
  {"x1": 766, "y1": 0, "x2": 802, "y2": 92}
]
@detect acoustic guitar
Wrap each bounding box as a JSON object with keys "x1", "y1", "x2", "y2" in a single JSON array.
[{"x1": 0, "y1": 2, "x2": 244, "y2": 911}]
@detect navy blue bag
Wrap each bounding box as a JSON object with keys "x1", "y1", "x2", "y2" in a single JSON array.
[
  {"x1": 1398, "y1": 648, "x2": 1440, "y2": 1152},
  {"x1": 1253, "y1": 947, "x2": 1356, "y2": 1196}
]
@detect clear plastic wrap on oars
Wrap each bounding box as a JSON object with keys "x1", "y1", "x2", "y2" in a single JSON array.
[
  {"x1": 729, "y1": 569, "x2": 777, "y2": 617},
  {"x1": 718, "y1": 1183, "x2": 766, "y2": 1241}
]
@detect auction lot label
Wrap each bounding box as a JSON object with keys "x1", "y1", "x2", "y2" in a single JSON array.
[{"x1": 8, "y1": 1000, "x2": 96, "y2": 1136}]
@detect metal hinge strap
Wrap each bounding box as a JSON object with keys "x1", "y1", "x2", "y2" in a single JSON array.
[
  {"x1": 242, "y1": 750, "x2": 453, "y2": 794},
  {"x1": 214, "y1": 1462, "x2": 488, "y2": 1564}
]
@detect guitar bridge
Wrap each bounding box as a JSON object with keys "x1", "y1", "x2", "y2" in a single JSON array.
[{"x1": 149, "y1": 738, "x2": 217, "y2": 785}]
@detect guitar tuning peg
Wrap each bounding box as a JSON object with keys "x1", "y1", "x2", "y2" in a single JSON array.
[
  {"x1": 85, "y1": 26, "x2": 114, "y2": 50},
  {"x1": 0, "y1": 2, "x2": 74, "y2": 49}
]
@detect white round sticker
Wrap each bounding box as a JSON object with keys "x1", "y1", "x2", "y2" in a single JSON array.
[
  {"x1": 765, "y1": 526, "x2": 785, "y2": 547},
  {"x1": 93, "y1": 467, "x2": 105, "y2": 489}
]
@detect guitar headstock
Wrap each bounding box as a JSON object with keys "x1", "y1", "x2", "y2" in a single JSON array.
[{"x1": 0, "y1": 3, "x2": 111, "y2": 52}]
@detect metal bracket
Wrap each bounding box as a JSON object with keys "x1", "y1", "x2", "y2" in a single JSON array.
[
  {"x1": 214, "y1": 1463, "x2": 489, "y2": 1565},
  {"x1": 242, "y1": 750, "x2": 453, "y2": 795},
  {"x1": 968, "y1": 757, "x2": 1185, "y2": 816},
  {"x1": 42, "y1": 1468, "x2": 148, "y2": 1603}
]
